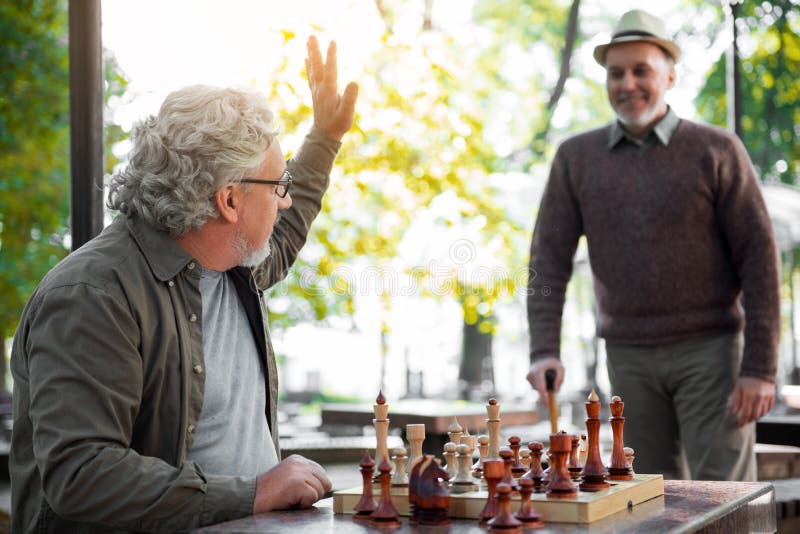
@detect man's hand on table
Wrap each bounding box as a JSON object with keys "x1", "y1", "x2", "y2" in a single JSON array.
[{"x1": 253, "y1": 454, "x2": 333, "y2": 513}]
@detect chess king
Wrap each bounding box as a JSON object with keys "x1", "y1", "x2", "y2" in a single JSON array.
[{"x1": 525, "y1": 8, "x2": 780, "y2": 481}]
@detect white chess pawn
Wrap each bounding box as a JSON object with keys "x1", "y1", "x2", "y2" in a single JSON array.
[
  {"x1": 451, "y1": 443, "x2": 479, "y2": 493},
  {"x1": 391, "y1": 446, "x2": 409, "y2": 486},
  {"x1": 624, "y1": 446, "x2": 635, "y2": 474},
  {"x1": 443, "y1": 442, "x2": 458, "y2": 479}
]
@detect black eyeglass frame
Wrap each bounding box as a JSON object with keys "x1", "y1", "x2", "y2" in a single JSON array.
[{"x1": 238, "y1": 169, "x2": 293, "y2": 198}]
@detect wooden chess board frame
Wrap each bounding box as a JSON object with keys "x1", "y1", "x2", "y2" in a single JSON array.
[{"x1": 333, "y1": 474, "x2": 664, "y2": 524}]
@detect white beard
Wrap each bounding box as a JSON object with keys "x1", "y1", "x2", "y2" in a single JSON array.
[{"x1": 234, "y1": 228, "x2": 272, "y2": 268}]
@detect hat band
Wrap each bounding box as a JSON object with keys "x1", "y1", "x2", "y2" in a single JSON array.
[{"x1": 612, "y1": 30, "x2": 657, "y2": 39}]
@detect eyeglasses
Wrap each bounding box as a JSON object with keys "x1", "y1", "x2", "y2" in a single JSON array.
[{"x1": 239, "y1": 169, "x2": 293, "y2": 198}]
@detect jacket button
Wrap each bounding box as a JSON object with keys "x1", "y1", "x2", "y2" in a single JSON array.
[
  {"x1": 167, "y1": 280, "x2": 175, "y2": 287},
  {"x1": 193, "y1": 364, "x2": 203, "y2": 374},
  {"x1": 189, "y1": 313, "x2": 197, "y2": 322},
  {"x1": 187, "y1": 262, "x2": 196, "y2": 270},
  {"x1": 188, "y1": 424, "x2": 196, "y2": 434}
]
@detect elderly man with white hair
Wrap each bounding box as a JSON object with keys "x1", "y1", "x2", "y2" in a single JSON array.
[{"x1": 11, "y1": 36, "x2": 357, "y2": 532}]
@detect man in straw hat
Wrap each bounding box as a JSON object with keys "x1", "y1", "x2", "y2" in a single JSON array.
[{"x1": 525, "y1": 9, "x2": 779, "y2": 480}]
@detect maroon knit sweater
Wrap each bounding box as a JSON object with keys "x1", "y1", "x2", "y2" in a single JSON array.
[{"x1": 527, "y1": 119, "x2": 780, "y2": 381}]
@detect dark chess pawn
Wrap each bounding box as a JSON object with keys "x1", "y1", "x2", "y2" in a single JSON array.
[
  {"x1": 353, "y1": 450, "x2": 377, "y2": 520},
  {"x1": 508, "y1": 436, "x2": 527, "y2": 477},
  {"x1": 514, "y1": 477, "x2": 544, "y2": 527},
  {"x1": 568, "y1": 434, "x2": 583, "y2": 479},
  {"x1": 499, "y1": 448, "x2": 516, "y2": 489},
  {"x1": 370, "y1": 455, "x2": 401, "y2": 528},
  {"x1": 479, "y1": 459, "x2": 505, "y2": 525},
  {"x1": 487, "y1": 482, "x2": 523, "y2": 533},
  {"x1": 521, "y1": 441, "x2": 545, "y2": 493}
]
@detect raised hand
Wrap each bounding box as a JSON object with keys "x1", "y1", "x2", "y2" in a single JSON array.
[{"x1": 305, "y1": 35, "x2": 359, "y2": 141}]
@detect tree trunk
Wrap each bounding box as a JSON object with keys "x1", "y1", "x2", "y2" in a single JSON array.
[{"x1": 459, "y1": 318, "x2": 494, "y2": 400}]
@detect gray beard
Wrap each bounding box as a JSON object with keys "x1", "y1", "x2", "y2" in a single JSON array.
[{"x1": 234, "y1": 228, "x2": 272, "y2": 268}]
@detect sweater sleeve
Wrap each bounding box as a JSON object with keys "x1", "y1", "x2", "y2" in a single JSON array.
[
  {"x1": 252, "y1": 128, "x2": 341, "y2": 290},
  {"x1": 713, "y1": 134, "x2": 781, "y2": 381},
  {"x1": 527, "y1": 144, "x2": 584, "y2": 362}
]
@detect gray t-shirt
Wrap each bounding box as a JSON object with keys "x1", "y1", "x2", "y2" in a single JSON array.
[{"x1": 187, "y1": 267, "x2": 279, "y2": 476}]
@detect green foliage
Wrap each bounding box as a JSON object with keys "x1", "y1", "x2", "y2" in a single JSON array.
[
  {"x1": 696, "y1": 0, "x2": 800, "y2": 184},
  {"x1": 0, "y1": 0, "x2": 71, "y2": 344},
  {"x1": 0, "y1": 0, "x2": 128, "y2": 347}
]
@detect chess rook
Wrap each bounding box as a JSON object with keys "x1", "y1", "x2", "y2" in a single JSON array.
[
  {"x1": 406, "y1": 423, "x2": 426, "y2": 471},
  {"x1": 546, "y1": 432, "x2": 578, "y2": 499}
]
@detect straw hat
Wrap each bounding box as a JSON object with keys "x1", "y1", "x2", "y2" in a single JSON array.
[{"x1": 593, "y1": 9, "x2": 681, "y2": 66}]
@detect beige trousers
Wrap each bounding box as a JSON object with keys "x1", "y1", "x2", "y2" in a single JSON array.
[{"x1": 605, "y1": 332, "x2": 756, "y2": 481}]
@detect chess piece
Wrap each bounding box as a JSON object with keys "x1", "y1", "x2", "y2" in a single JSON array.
[
  {"x1": 448, "y1": 417, "x2": 463, "y2": 445},
  {"x1": 487, "y1": 482, "x2": 522, "y2": 533},
  {"x1": 406, "y1": 423, "x2": 426, "y2": 471},
  {"x1": 624, "y1": 447, "x2": 636, "y2": 474},
  {"x1": 498, "y1": 448, "x2": 516, "y2": 489},
  {"x1": 520, "y1": 449, "x2": 531, "y2": 470},
  {"x1": 443, "y1": 442, "x2": 458, "y2": 479},
  {"x1": 373, "y1": 390, "x2": 391, "y2": 481},
  {"x1": 580, "y1": 389, "x2": 610, "y2": 491},
  {"x1": 546, "y1": 432, "x2": 578, "y2": 498},
  {"x1": 370, "y1": 455, "x2": 401, "y2": 528},
  {"x1": 579, "y1": 433, "x2": 589, "y2": 466},
  {"x1": 521, "y1": 441, "x2": 545, "y2": 492},
  {"x1": 479, "y1": 459, "x2": 504, "y2": 525},
  {"x1": 391, "y1": 446, "x2": 409, "y2": 486},
  {"x1": 408, "y1": 455, "x2": 451, "y2": 526},
  {"x1": 353, "y1": 450, "x2": 377, "y2": 520},
  {"x1": 608, "y1": 395, "x2": 634, "y2": 480},
  {"x1": 486, "y1": 398, "x2": 501, "y2": 459},
  {"x1": 514, "y1": 477, "x2": 544, "y2": 527},
  {"x1": 568, "y1": 434, "x2": 582, "y2": 479},
  {"x1": 473, "y1": 434, "x2": 490, "y2": 479},
  {"x1": 508, "y1": 436, "x2": 527, "y2": 477},
  {"x1": 451, "y1": 443, "x2": 479, "y2": 493},
  {"x1": 461, "y1": 428, "x2": 476, "y2": 461}
]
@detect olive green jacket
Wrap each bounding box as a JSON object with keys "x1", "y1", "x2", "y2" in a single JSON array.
[{"x1": 10, "y1": 130, "x2": 340, "y2": 533}]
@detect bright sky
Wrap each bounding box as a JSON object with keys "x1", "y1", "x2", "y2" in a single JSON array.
[{"x1": 101, "y1": 0, "x2": 728, "y2": 132}]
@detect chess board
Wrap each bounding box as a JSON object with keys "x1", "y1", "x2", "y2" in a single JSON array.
[{"x1": 333, "y1": 474, "x2": 664, "y2": 524}]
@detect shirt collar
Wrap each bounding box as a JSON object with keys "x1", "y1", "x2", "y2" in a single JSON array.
[
  {"x1": 126, "y1": 214, "x2": 196, "y2": 281},
  {"x1": 608, "y1": 106, "x2": 680, "y2": 149}
]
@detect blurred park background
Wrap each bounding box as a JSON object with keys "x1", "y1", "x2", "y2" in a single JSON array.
[{"x1": 1, "y1": 0, "x2": 799, "y2": 427}]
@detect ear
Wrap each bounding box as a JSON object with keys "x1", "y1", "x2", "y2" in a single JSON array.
[
  {"x1": 666, "y1": 63, "x2": 676, "y2": 89},
  {"x1": 214, "y1": 184, "x2": 239, "y2": 224}
]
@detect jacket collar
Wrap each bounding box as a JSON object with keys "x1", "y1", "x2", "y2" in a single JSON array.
[{"x1": 126, "y1": 215, "x2": 196, "y2": 281}]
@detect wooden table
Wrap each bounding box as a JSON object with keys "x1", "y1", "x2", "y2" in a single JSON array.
[
  {"x1": 320, "y1": 399, "x2": 538, "y2": 456},
  {"x1": 193, "y1": 480, "x2": 776, "y2": 533}
]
